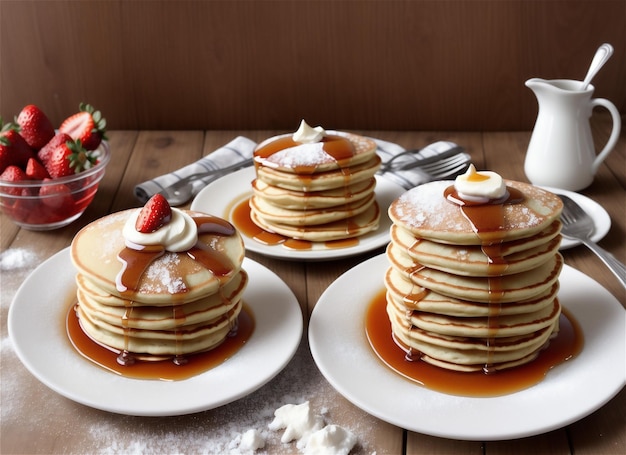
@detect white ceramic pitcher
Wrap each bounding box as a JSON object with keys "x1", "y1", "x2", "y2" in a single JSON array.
[{"x1": 524, "y1": 78, "x2": 621, "y2": 191}]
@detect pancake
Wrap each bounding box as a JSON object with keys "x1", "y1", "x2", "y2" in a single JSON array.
[
  {"x1": 251, "y1": 177, "x2": 376, "y2": 210},
  {"x1": 386, "y1": 241, "x2": 563, "y2": 303},
  {"x1": 389, "y1": 311, "x2": 558, "y2": 372},
  {"x1": 70, "y1": 201, "x2": 248, "y2": 361},
  {"x1": 250, "y1": 122, "x2": 382, "y2": 242},
  {"x1": 250, "y1": 192, "x2": 376, "y2": 226},
  {"x1": 250, "y1": 201, "x2": 380, "y2": 242},
  {"x1": 256, "y1": 155, "x2": 381, "y2": 192},
  {"x1": 388, "y1": 179, "x2": 563, "y2": 245},
  {"x1": 391, "y1": 222, "x2": 562, "y2": 276},
  {"x1": 71, "y1": 209, "x2": 245, "y2": 305},
  {"x1": 254, "y1": 130, "x2": 378, "y2": 174},
  {"x1": 76, "y1": 300, "x2": 242, "y2": 356},
  {"x1": 382, "y1": 170, "x2": 564, "y2": 374},
  {"x1": 384, "y1": 267, "x2": 559, "y2": 317},
  {"x1": 75, "y1": 270, "x2": 247, "y2": 330}
]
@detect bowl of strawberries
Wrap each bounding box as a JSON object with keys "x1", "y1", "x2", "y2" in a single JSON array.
[{"x1": 0, "y1": 103, "x2": 110, "y2": 230}]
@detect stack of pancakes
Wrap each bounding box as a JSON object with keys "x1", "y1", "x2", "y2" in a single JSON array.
[
  {"x1": 70, "y1": 209, "x2": 247, "y2": 362},
  {"x1": 385, "y1": 179, "x2": 564, "y2": 372},
  {"x1": 250, "y1": 130, "x2": 382, "y2": 242}
]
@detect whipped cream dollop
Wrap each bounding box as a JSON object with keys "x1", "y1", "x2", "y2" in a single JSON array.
[
  {"x1": 293, "y1": 119, "x2": 326, "y2": 144},
  {"x1": 123, "y1": 208, "x2": 198, "y2": 252},
  {"x1": 454, "y1": 164, "x2": 507, "y2": 202}
]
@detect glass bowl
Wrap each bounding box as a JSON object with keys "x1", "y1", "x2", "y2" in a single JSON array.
[{"x1": 0, "y1": 141, "x2": 111, "y2": 230}]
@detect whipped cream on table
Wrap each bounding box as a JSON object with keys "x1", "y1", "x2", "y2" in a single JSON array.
[
  {"x1": 122, "y1": 207, "x2": 198, "y2": 252},
  {"x1": 269, "y1": 401, "x2": 324, "y2": 444},
  {"x1": 293, "y1": 119, "x2": 327, "y2": 144},
  {"x1": 238, "y1": 429, "x2": 266, "y2": 452},
  {"x1": 302, "y1": 425, "x2": 357, "y2": 455},
  {"x1": 268, "y1": 401, "x2": 357, "y2": 454},
  {"x1": 454, "y1": 164, "x2": 507, "y2": 202}
]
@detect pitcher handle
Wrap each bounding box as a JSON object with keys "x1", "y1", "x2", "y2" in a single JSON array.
[{"x1": 590, "y1": 98, "x2": 621, "y2": 174}]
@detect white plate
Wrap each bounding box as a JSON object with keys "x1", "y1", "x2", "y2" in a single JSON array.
[
  {"x1": 8, "y1": 249, "x2": 303, "y2": 416},
  {"x1": 309, "y1": 254, "x2": 625, "y2": 441},
  {"x1": 191, "y1": 167, "x2": 405, "y2": 261},
  {"x1": 540, "y1": 186, "x2": 611, "y2": 249}
]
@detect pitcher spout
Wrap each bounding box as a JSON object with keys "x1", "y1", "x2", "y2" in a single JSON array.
[
  {"x1": 525, "y1": 77, "x2": 549, "y2": 90},
  {"x1": 525, "y1": 78, "x2": 594, "y2": 94}
]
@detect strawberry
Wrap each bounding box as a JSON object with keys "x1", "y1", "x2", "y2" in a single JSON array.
[
  {"x1": 0, "y1": 165, "x2": 28, "y2": 196},
  {"x1": 25, "y1": 157, "x2": 50, "y2": 180},
  {"x1": 39, "y1": 179, "x2": 73, "y2": 210},
  {"x1": 59, "y1": 103, "x2": 107, "y2": 150},
  {"x1": 37, "y1": 132, "x2": 72, "y2": 164},
  {"x1": 0, "y1": 121, "x2": 35, "y2": 172},
  {"x1": 15, "y1": 104, "x2": 55, "y2": 150},
  {"x1": 135, "y1": 194, "x2": 172, "y2": 233},
  {"x1": 38, "y1": 133, "x2": 96, "y2": 178}
]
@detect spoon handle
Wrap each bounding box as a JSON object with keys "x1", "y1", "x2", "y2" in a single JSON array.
[{"x1": 581, "y1": 43, "x2": 613, "y2": 90}]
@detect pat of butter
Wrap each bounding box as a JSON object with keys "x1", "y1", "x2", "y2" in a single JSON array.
[
  {"x1": 455, "y1": 164, "x2": 506, "y2": 201},
  {"x1": 293, "y1": 120, "x2": 326, "y2": 143}
]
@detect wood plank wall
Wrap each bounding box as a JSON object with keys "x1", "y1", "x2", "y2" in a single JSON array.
[{"x1": 1, "y1": 0, "x2": 624, "y2": 131}]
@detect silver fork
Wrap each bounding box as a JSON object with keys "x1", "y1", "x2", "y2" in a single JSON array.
[
  {"x1": 415, "y1": 153, "x2": 472, "y2": 177},
  {"x1": 379, "y1": 146, "x2": 471, "y2": 180},
  {"x1": 559, "y1": 194, "x2": 626, "y2": 288}
]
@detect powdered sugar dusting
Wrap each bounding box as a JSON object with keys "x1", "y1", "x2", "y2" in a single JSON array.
[
  {"x1": 392, "y1": 181, "x2": 463, "y2": 231},
  {"x1": 142, "y1": 254, "x2": 187, "y2": 293},
  {"x1": 266, "y1": 143, "x2": 333, "y2": 167},
  {"x1": 391, "y1": 180, "x2": 560, "y2": 237}
]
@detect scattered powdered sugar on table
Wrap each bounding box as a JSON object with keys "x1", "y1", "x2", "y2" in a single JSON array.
[
  {"x1": 74, "y1": 342, "x2": 370, "y2": 455},
  {"x1": 1, "y1": 246, "x2": 371, "y2": 454},
  {"x1": 0, "y1": 248, "x2": 39, "y2": 272}
]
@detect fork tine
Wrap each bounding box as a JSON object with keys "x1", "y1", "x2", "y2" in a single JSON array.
[
  {"x1": 428, "y1": 161, "x2": 471, "y2": 179},
  {"x1": 418, "y1": 154, "x2": 469, "y2": 172},
  {"x1": 561, "y1": 195, "x2": 588, "y2": 219}
]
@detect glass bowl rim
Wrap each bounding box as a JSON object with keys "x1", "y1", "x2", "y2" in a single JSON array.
[{"x1": 0, "y1": 140, "x2": 111, "y2": 189}]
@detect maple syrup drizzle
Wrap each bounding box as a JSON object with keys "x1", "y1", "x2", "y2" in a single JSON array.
[
  {"x1": 252, "y1": 133, "x2": 368, "y2": 245},
  {"x1": 442, "y1": 185, "x2": 528, "y2": 373},
  {"x1": 231, "y1": 197, "x2": 360, "y2": 250},
  {"x1": 254, "y1": 134, "x2": 356, "y2": 173},
  {"x1": 67, "y1": 302, "x2": 255, "y2": 380},
  {"x1": 115, "y1": 215, "x2": 237, "y2": 293},
  {"x1": 366, "y1": 289, "x2": 583, "y2": 397},
  {"x1": 104, "y1": 214, "x2": 243, "y2": 367}
]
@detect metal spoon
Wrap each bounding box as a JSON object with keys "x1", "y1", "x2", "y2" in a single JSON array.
[{"x1": 580, "y1": 43, "x2": 613, "y2": 90}]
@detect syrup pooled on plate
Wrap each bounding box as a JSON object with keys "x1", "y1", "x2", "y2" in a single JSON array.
[
  {"x1": 232, "y1": 197, "x2": 360, "y2": 250},
  {"x1": 385, "y1": 169, "x2": 566, "y2": 376},
  {"x1": 70, "y1": 199, "x2": 251, "y2": 379},
  {"x1": 67, "y1": 302, "x2": 254, "y2": 381},
  {"x1": 248, "y1": 122, "x2": 382, "y2": 245},
  {"x1": 366, "y1": 289, "x2": 583, "y2": 397}
]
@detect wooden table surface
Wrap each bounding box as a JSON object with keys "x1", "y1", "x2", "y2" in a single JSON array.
[{"x1": 2, "y1": 124, "x2": 624, "y2": 454}]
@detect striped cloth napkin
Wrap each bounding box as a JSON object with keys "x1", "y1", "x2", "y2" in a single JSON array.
[
  {"x1": 374, "y1": 138, "x2": 464, "y2": 189},
  {"x1": 134, "y1": 136, "x2": 256, "y2": 204},
  {"x1": 134, "y1": 136, "x2": 466, "y2": 203}
]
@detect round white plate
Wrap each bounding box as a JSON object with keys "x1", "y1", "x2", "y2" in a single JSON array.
[
  {"x1": 8, "y1": 248, "x2": 303, "y2": 416},
  {"x1": 191, "y1": 167, "x2": 405, "y2": 261},
  {"x1": 540, "y1": 186, "x2": 611, "y2": 249},
  {"x1": 309, "y1": 254, "x2": 625, "y2": 441}
]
